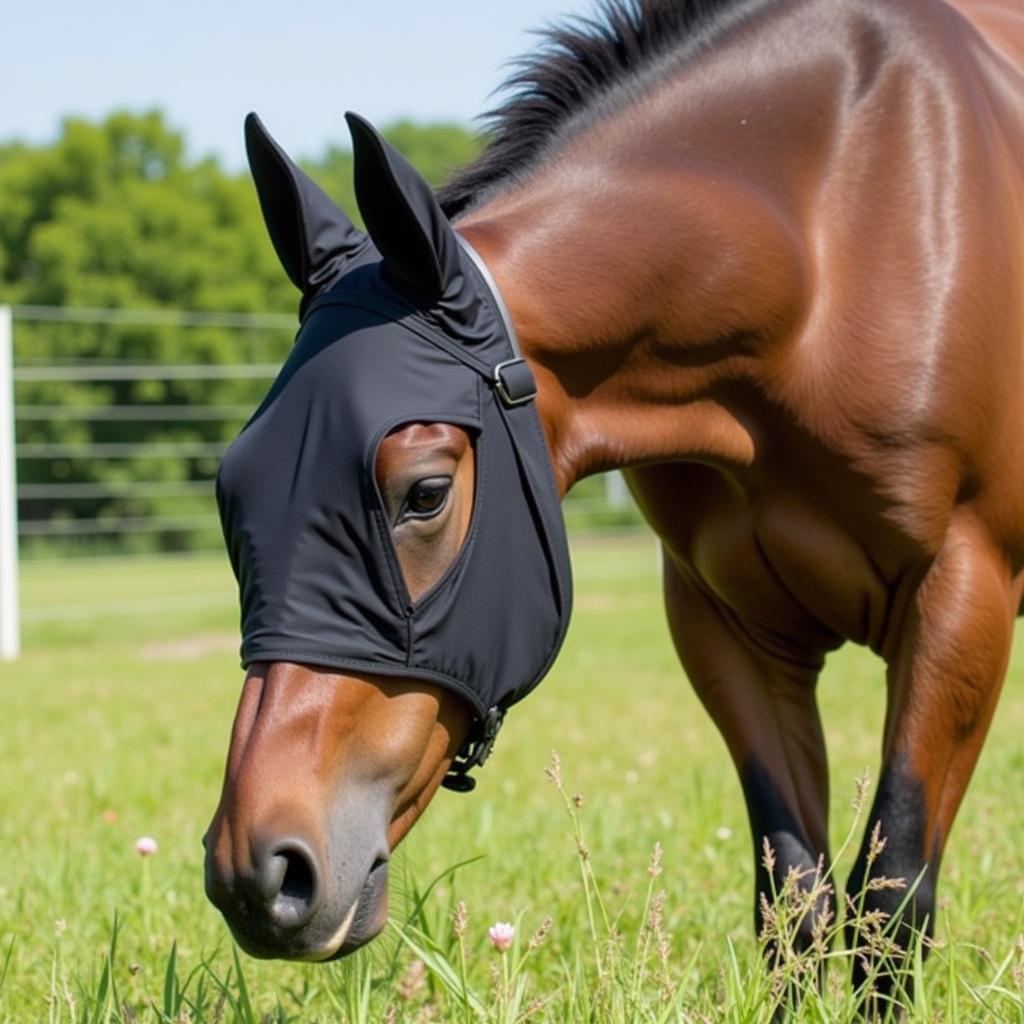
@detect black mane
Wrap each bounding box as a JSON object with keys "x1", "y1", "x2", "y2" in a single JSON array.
[{"x1": 438, "y1": 0, "x2": 767, "y2": 218}]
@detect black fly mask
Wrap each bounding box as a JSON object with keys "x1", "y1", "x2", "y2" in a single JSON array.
[{"x1": 216, "y1": 114, "x2": 573, "y2": 789}]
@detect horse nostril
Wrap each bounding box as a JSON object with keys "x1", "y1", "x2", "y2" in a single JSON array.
[
  {"x1": 279, "y1": 846, "x2": 315, "y2": 902},
  {"x1": 265, "y1": 840, "x2": 321, "y2": 929}
]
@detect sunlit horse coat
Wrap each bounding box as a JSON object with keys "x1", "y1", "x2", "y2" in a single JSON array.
[{"x1": 205, "y1": 0, "x2": 1024, "y2": 999}]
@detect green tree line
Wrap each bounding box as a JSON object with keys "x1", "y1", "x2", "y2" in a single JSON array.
[{"x1": 0, "y1": 110, "x2": 481, "y2": 554}]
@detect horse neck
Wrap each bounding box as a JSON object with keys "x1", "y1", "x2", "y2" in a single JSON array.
[{"x1": 456, "y1": 2, "x2": 836, "y2": 493}]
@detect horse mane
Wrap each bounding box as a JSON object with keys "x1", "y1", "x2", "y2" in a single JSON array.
[{"x1": 438, "y1": 0, "x2": 768, "y2": 218}]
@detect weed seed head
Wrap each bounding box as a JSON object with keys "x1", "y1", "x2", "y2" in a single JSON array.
[
  {"x1": 1012, "y1": 933, "x2": 1024, "y2": 988},
  {"x1": 649, "y1": 841, "x2": 663, "y2": 878},
  {"x1": 866, "y1": 876, "x2": 906, "y2": 892},
  {"x1": 397, "y1": 958, "x2": 426, "y2": 1001},
  {"x1": 866, "y1": 821, "x2": 886, "y2": 865},
  {"x1": 545, "y1": 750, "x2": 563, "y2": 790},
  {"x1": 452, "y1": 900, "x2": 468, "y2": 939},
  {"x1": 853, "y1": 769, "x2": 872, "y2": 814},
  {"x1": 528, "y1": 916, "x2": 553, "y2": 950}
]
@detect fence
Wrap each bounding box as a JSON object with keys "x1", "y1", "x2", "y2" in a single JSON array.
[{"x1": 0, "y1": 305, "x2": 642, "y2": 658}]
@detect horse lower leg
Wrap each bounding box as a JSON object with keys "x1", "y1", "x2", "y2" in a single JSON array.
[
  {"x1": 846, "y1": 517, "x2": 1014, "y2": 1013},
  {"x1": 659, "y1": 556, "x2": 834, "y2": 997}
]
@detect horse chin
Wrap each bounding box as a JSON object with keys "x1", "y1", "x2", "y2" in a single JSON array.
[
  {"x1": 309, "y1": 858, "x2": 391, "y2": 961},
  {"x1": 225, "y1": 858, "x2": 390, "y2": 962}
]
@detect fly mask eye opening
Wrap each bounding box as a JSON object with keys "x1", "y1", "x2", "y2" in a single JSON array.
[{"x1": 370, "y1": 419, "x2": 482, "y2": 609}]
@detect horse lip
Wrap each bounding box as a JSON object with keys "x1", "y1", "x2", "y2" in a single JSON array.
[
  {"x1": 304, "y1": 856, "x2": 390, "y2": 961},
  {"x1": 301, "y1": 898, "x2": 361, "y2": 961}
]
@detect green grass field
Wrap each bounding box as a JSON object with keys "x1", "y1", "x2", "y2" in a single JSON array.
[{"x1": 2, "y1": 535, "x2": 1024, "y2": 1022}]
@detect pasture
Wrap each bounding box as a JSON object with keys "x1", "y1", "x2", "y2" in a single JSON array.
[{"x1": 2, "y1": 534, "x2": 1024, "y2": 1022}]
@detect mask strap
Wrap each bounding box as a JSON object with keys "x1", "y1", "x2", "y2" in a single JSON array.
[
  {"x1": 455, "y1": 234, "x2": 522, "y2": 357},
  {"x1": 440, "y1": 705, "x2": 505, "y2": 793},
  {"x1": 456, "y1": 235, "x2": 537, "y2": 408}
]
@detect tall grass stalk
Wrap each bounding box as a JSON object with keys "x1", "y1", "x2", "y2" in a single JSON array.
[{"x1": 544, "y1": 750, "x2": 611, "y2": 980}]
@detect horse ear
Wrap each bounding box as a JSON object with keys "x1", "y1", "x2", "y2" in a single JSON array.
[
  {"x1": 245, "y1": 113, "x2": 366, "y2": 297},
  {"x1": 345, "y1": 111, "x2": 460, "y2": 303}
]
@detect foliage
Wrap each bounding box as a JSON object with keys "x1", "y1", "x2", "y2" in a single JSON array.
[
  {"x1": 0, "y1": 110, "x2": 482, "y2": 315},
  {"x1": 0, "y1": 110, "x2": 481, "y2": 554}
]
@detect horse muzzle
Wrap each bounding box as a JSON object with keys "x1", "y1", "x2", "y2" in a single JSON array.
[{"x1": 203, "y1": 815, "x2": 391, "y2": 961}]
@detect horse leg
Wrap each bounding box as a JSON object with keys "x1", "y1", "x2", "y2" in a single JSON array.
[
  {"x1": 846, "y1": 517, "x2": 1016, "y2": 1010},
  {"x1": 662, "y1": 554, "x2": 835, "y2": 965}
]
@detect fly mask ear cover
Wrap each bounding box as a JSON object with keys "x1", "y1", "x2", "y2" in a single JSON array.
[{"x1": 216, "y1": 113, "x2": 573, "y2": 776}]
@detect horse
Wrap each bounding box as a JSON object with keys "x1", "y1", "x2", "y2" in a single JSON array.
[{"x1": 203, "y1": 0, "x2": 1024, "y2": 1002}]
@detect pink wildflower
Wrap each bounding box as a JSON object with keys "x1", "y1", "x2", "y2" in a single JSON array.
[
  {"x1": 135, "y1": 836, "x2": 158, "y2": 857},
  {"x1": 488, "y1": 921, "x2": 515, "y2": 953}
]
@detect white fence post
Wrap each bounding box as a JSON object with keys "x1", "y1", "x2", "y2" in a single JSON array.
[
  {"x1": 605, "y1": 470, "x2": 630, "y2": 510},
  {"x1": 0, "y1": 305, "x2": 20, "y2": 660}
]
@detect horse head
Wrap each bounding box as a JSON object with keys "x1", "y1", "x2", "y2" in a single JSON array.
[{"x1": 203, "y1": 114, "x2": 572, "y2": 960}]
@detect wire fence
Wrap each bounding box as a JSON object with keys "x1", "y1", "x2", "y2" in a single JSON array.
[
  {"x1": 1, "y1": 305, "x2": 643, "y2": 645},
  {"x1": 9, "y1": 305, "x2": 292, "y2": 565}
]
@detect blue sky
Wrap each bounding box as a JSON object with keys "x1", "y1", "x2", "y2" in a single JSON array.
[{"x1": 3, "y1": 0, "x2": 599, "y2": 169}]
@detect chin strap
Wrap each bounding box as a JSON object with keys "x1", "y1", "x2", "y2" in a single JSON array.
[{"x1": 441, "y1": 706, "x2": 505, "y2": 793}]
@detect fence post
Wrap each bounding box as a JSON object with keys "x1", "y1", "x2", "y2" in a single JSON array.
[
  {"x1": 605, "y1": 470, "x2": 630, "y2": 510},
  {"x1": 0, "y1": 305, "x2": 20, "y2": 660}
]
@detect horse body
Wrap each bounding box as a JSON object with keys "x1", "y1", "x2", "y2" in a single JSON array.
[
  {"x1": 460, "y1": 0, "x2": 1024, "y2": 974},
  {"x1": 206, "y1": 0, "x2": 1024, "y2": 988}
]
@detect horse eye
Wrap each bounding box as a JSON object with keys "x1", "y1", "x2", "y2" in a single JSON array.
[{"x1": 401, "y1": 476, "x2": 452, "y2": 521}]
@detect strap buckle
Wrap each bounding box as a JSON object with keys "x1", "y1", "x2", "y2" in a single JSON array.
[
  {"x1": 493, "y1": 358, "x2": 537, "y2": 407},
  {"x1": 441, "y1": 706, "x2": 505, "y2": 793}
]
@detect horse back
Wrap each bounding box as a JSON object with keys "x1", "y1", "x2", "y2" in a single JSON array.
[
  {"x1": 634, "y1": 0, "x2": 1024, "y2": 646},
  {"x1": 761, "y1": 0, "x2": 1024, "y2": 562},
  {"x1": 947, "y1": 1, "x2": 1024, "y2": 73}
]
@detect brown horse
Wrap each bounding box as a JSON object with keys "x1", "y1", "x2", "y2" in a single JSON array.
[{"x1": 204, "y1": 0, "x2": 1024, "y2": 998}]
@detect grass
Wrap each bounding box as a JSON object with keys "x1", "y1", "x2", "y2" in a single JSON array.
[{"x1": 2, "y1": 534, "x2": 1024, "y2": 1021}]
